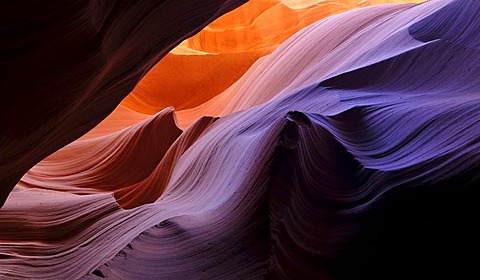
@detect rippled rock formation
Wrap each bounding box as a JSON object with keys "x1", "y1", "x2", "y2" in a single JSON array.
[
  {"x1": 1, "y1": 0, "x2": 479, "y2": 279},
  {"x1": 0, "y1": 0, "x2": 246, "y2": 207},
  {"x1": 121, "y1": 0, "x2": 417, "y2": 114}
]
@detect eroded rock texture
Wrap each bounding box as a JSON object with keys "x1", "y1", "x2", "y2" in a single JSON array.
[
  {"x1": 1, "y1": 0, "x2": 479, "y2": 279},
  {"x1": 0, "y1": 0, "x2": 246, "y2": 207}
]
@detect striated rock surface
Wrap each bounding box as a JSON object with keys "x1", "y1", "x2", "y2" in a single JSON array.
[
  {"x1": 1, "y1": 0, "x2": 479, "y2": 279},
  {"x1": 0, "y1": 0, "x2": 246, "y2": 207},
  {"x1": 120, "y1": 0, "x2": 423, "y2": 115}
]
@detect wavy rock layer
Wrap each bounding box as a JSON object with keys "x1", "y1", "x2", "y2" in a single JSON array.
[
  {"x1": 0, "y1": 0, "x2": 246, "y2": 207},
  {"x1": 120, "y1": 0, "x2": 423, "y2": 114},
  {"x1": 1, "y1": 0, "x2": 479, "y2": 279}
]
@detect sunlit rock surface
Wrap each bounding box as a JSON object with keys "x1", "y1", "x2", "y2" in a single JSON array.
[
  {"x1": 120, "y1": 0, "x2": 422, "y2": 114},
  {"x1": 1, "y1": 0, "x2": 479, "y2": 279},
  {"x1": 0, "y1": 0, "x2": 246, "y2": 207}
]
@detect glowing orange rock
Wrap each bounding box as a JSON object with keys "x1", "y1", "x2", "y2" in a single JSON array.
[{"x1": 121, "y1": 0, "x2": 424, "y2": 114}]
